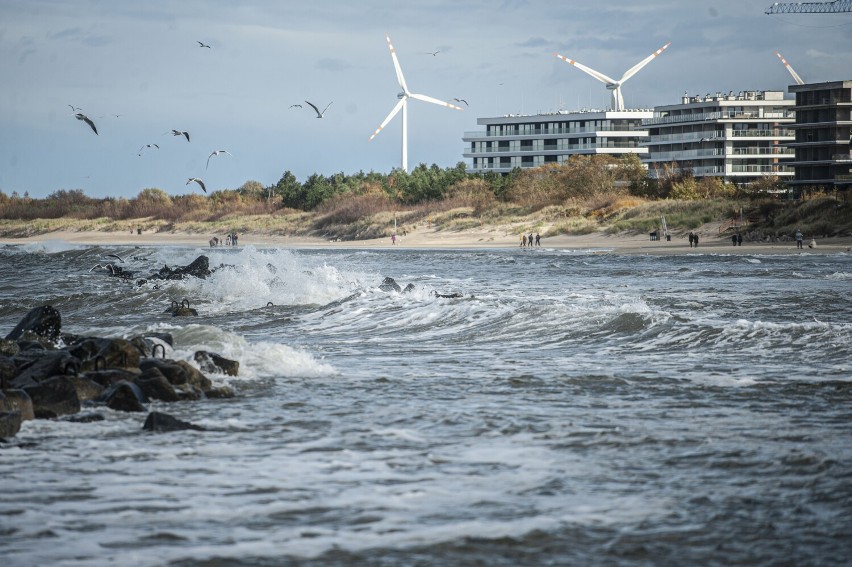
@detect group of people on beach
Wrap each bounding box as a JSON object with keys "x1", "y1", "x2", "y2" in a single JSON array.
[
  {"x1": 209, "y1": 233, "x2": 239, "y2": 247},
  {"x1": 520, "y1": 233, "x2": 541, "y2": 247},
  {"x1": 688, "y1": 231, "x2": 700, "y2": 248}
]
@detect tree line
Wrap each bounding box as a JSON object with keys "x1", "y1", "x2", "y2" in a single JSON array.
[{"x1": 0, "y1": 155, "x2": 787, "y2": 221}]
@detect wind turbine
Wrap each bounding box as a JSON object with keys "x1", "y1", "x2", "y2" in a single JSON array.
[
  {"x1": 554, "y1": 42, "x2": 671, "y2": 111},
  {"x1": 775, "y1": 51, "x2": 804, "y2": 85},
  {"x1": 369, "y1": 34, "x2": 463, "y2": 172}
]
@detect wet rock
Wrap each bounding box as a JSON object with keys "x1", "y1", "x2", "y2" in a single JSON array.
[
  {"x1": 83, "y1": 368, "x2": 141, "y2": 388},
  {"x1": 194, "y1": 351, "x2": 239, "y2": 377},
  {"x1": 9, "y1": 351, "x2": 81, "y2": 389},
  {"x1": 138, "y1": 359, "x2": 212, "y2": 393},
  {"x1": 403, "y1": 283, "x2": 416, "y2": 293},
  {"x1": 130, "y1": 334, "x2": 173, "y2": 357},
  {"x1": 98, "y1": 380, "x2": 147, "y2": 413},
  {"x1": 0, "y1": 339, "x2": 20, "y2": 357},
  {"x1": 23, "y1": 376, "x2": 81, "y2": 419},
  {"x1": 5, "y1": 305, "x2": 62, "y2": 342},
  {"x1": 66, "y1": 337, "x2": 141, "y2": 371},
  {"x1": 64, "y1": 412, "x2": 105, "y2": 423},
  {"x1": 152, "y1": 255, "x2": 211, "y2": 281},
  {"x1": 142, "y1": 411, "x2": 205, "y2": 432},
  {"x1": 0, "y1": 411, "x2": 22, "y2": 438},
  {"x1": 67, "y1": 376, "x2": 105, "y2": 402},
  {"x1": 0, "y1": 356, "x2": 17, "y2": 389},
  {"x1": 204, "y1": 385, "x2": 235, "y2": 399},
  {"x1": 0, "y1": 390, "x2": 34, "y2": 421},
  {"x1": 379, "y1": 277, "x2": 401, "y2": 292},
  {"x1": 431, "y1": 291, "x2": 463, "y2": 299},
  {"x1": 136, "y1": 366, "x2": 180, "y2": 402}
]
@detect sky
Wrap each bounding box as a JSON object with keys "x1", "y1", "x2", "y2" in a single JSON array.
[{"x1": 1, "y1": 0, "x2": 850, "y2": 199}]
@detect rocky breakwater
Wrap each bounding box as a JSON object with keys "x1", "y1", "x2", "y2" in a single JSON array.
[{"x1": 0, "y1": 301, "x2": 239, "y2": 440}]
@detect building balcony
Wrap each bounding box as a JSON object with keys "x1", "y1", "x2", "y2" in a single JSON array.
[
  {"x1": 463, "y1": 126, "x2": 646, "y2": 139},
  {"x1": 643, "y1": 110, "x2": 794, "y2": 126},
  {"x1": 730, "y1": 129, "x2": 796, "y2": 138}
]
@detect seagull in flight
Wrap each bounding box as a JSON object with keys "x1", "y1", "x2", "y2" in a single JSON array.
[
  {"x1": 197, "y1": 41, "x2": 211, "y2": 48},
  {"x1": 289, "y1": 104, "x2": 302, "y2": 108},
  {"x1": 137, "y1": 143, "x2": 159, "y2": 156},
  {"x1": 75, "y1": 113, "x2": 98, "y2": 135},
  {"x1": 452, "y1": 98, "x2": 469, "y2": 107},
  {"x1": 171, "y1": 129, "x2": 190, "y2": 142},
  {"x1": 206, "y1": 150, "x2": 232, "y2": 169},
  {"x1": 68, "y1": 104, "x2": 83, "y2": 112},
  {"x1": 423, "y1": 50, "x2": 441, "y2": 56},
  {"x1": 186, "y1": 177, "x2": 207, "y2": 193},
  {"x1": 305, "y1": 100, "x2": 332, "y2": 118}
]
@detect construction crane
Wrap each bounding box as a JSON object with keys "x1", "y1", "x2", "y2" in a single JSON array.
[{"x1": 766, "y1": 0, "x2": 852, "y2": 14}]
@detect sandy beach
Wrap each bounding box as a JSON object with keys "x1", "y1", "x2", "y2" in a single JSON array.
[{"x1": 1, "y1": 226, "x2": 850, "y2": 255}]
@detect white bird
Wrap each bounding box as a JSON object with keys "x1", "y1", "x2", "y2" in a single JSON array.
[
  {"x1": 68, "y1": 104, "x2": 82, "y2": 112},
  {"x1": 305, "y1": 100, "x2": 333, "y2": 118},
  {"x1": 75, "y1": 113, "x2": 98, "y2": 135},
  {"x1": 171, "y1": 129, "x2": 190, "y2": 142},
  {"x1": 186, "y1": 177, "x2": 207, "y2": 193},
  {"x1": 206, "y1": 150, "x2": 232, "y2": 169},
  {"x1": 137, "y1": 143, "x2": 159, "y2": 156}
]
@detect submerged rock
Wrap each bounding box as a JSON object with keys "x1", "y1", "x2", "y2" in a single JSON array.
[
  {"x1": 379, "y1": 277, "x2": 402, "y2": 292},
  {"x1": 98, "y1": 380, "x2": 148, "y2": 413},
  {"x1": 143, "y1": 411, "x2": 205, "y2": 432}
]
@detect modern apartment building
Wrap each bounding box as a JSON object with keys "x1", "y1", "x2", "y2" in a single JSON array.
[
  {"x1": 786, "y1": 80, "x2": 852, "y2": 190},
  {"x1": 462, "y1": 110, "x2": 652, "y2": 174},
  {"x1": 641, "y1": 90, "x2": 796, "y2": 184}
]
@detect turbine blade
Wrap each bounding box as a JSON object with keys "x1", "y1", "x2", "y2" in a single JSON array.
[
  {"x1": 620, "y1": 42, "x2": 671, "y2": 83},
  {"x1": 369, "y1": 98, "x2": 406, "y2": 141},
  {"x1": 775, "y1": 52, "x2": 804, "y2": 85},
  {"x1": 554, "y1": 53, "x2": 617, "y2": 86},
  {"x1": 409, "y1": 93, "x2": 464, "y2": 110},
  {"x1": 386, "y1": 34, "x2": 409, "y2": 93}
]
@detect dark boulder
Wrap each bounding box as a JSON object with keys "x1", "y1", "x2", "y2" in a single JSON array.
[
  {"x1": 23, "y1": 376, "x2": 81, "y2": 419},
  {"x1": 204, "y1": 385, "x2": 235, "y2": 398},
  {"x1": 139, "y1": 358, "x2": 212, "y2": 392},
  {"x1": 83, "y1": 368, "x2": 141, "y2": 388},
  {"x1": 379, "y1": 277, "x2": 401, "y2": 292},
  {"x1": 0, "y1": 411, "x2": 22, "y2": 438},
  {"x1": 9, "y1": 351, "x2": 81, "y2": 389},
  {"x1": 142, "y1": 411, "x2": 205, "y2": 432},
  {"x1": 0, "y1": 390, "x2": 34, "y2": 421},
  {"x1": 403, "y1": 283, "x2": 416, "y2": 293},
  {"x1": 98, "y1": 380, "x2": 147, "y2": 413},
  {"x1": 0, "y1": 339, "x2": 20, "y2": 357},
  {"x1": 152, "y1": 256, "x2": 211, "y2": 281},
  {"x1": 170, "y1": 299, "x2": 198, "y2": 317},
  {"x1": 194, "y1": 351, "x2": 239, "y2": 377},
  {"x1": 5, "y1": 305, "x2": 62, "y2": 342},
  {"x1": 67, "y1": 376, "x2": 105, "y2": 402},
  {"x1": 130, "y1": 333, "x2": 173, "y2": 357},
  {"x1": 66, "y1": 337, "x2": 141, "y2": 371},
  {"x1": 64, "y1": 412, "x2": 105, "y2": 423},
  {"x1": 0, "y1": 355, "x2": 17, "y2": 389},
  {"x1": 136, "y1": 366, "x2": 180, "y2": 402}
]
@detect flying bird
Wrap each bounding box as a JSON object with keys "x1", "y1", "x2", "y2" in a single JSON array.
[
  {"x1": 289, "y1": 104, "x2": 302, "y2": 108},
  {"x1": 423, "y1": 50, "x2": 440, "y2": 56},
  {"x1": 68, "y1": 104, "x2": 82, "y2": 112},
  {"x1": 452, "y1": 98, "x2": 469, "y2": 106},
  {"x1": 186, "y1": 177, "x2": 207, "y2": 193},
  {"x1": 171, "y1": 129, "x2": 190, "y2": 142},
  {"x1": 137, "y1": 143, "x2": 159, "y2": 156},
  {"x1": 305, "y1": 100, "x2": 332, "y2": 118},
  {"x1": 206, "y1": 149, "x2": 232, "y2": 169},
  {"x1": 105, "y1": 254, "x2": 125, "y2": 263},
  {"x1": 197, "y1": 41, "x2": 211, "y2": 48},
  {"x1": 75, "y1": 113, "x2": 98, "y2": 135}
]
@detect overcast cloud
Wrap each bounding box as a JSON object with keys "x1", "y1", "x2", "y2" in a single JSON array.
[{"x1": 1, "y1": 0, "x2": 850, "y2": 198}]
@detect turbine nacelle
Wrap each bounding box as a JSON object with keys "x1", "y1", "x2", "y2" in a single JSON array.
[
  {"x1": 369, "y1": 34, "x2": 463, "y2": 172},
  {"x1": 554, "y1": 42, "x2": 671, "y2": 111}
]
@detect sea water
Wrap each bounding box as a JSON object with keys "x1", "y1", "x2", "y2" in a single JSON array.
[{"x1": 0, "y1": 243, "x2": 850, "y2": 566}]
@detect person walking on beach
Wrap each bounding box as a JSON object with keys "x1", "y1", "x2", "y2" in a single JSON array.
[
  {"x1": 688, "y1": 231, "x2": 695, "y2": 248},
  {"x1": 732, "y1": 233, "x2": 737, "y2": 247},
  {"x1": 528, "y1": 233, "x2": 534, "y2": 248},
  {"x1": 693, "y1": 232, "x2": 699, "y2": 247},
  {"x1": 795, "y1": 228, "x2": 803, "y2": 249},
  {"x1": 737, "y1": 233, "x2": 742, "y2": 246},
  {"x1": 535, "y1": 233, "x2": 541, "y2": 246},
  {"x1": 391, "y1": 232, "x2": 397, "y2": 245},
  {"x1": 521, "y1": 234, "x2": 526, "y2": 247}
]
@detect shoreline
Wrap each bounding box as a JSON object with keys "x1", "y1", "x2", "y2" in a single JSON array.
[{"x1": 1, "y1": 228, "x2": 850, "y2": 255}]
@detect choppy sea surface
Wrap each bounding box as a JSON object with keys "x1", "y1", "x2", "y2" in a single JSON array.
[{"x1": 0, "y1": 241, "x2": 850, "y2": 567}]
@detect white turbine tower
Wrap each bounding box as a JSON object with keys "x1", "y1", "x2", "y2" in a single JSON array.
[
  {"x1": 554, "y1": 42, "x2": 671, "y2": 111},
  {"x1": 369, "y1": 34, "x2": 463, "y2": 172},
  {"x1": 775, "y1": 51, "x2": 805, "y2": 85}
]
